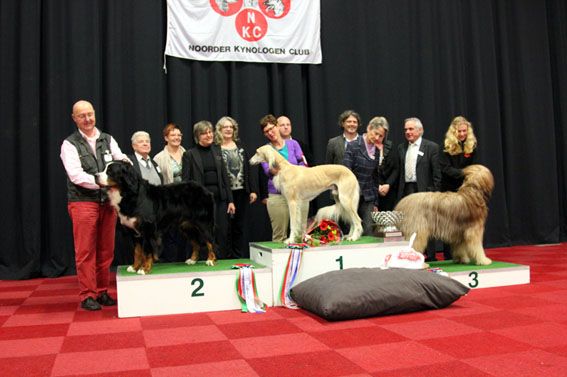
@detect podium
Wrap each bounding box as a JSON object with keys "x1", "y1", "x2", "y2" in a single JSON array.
[
  {"x1": 428, "y1": 260, "x2": 530, "y2": 289},
  {"x1": 115, "y1": 238, "x2": 530, "y2": 317},
  {"x1": 116, "y1": 259, "x2": 272, "y2": 318},
  {"x1": 250, "y1": 236, "x2": 406, "y2": 306}
]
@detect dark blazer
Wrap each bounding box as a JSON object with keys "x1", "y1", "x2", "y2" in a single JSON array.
[
  {"x1": 326, "y1": 134, "x2": 358, "y2": 164},
  {"x1": 375, "y1": 140, "x2": 399, "y2": 211},
  {"x1": 182, "y1": 145, "x2": 234, "y2": 203},
  {"x1": 343, "y1": 137, "x2": 379, "y2": 204},
  {"x1": 127, "y1": 153, "x2": 163, "y2": 184},
  {"x1": 440, "y1": 148, "x2": 477, "y2": 192},
  {"x1": 397, "y1": 137, "x2": 441, "y2": 199}
]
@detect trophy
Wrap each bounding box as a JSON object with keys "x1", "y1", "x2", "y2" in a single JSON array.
[{"x1": 371, "y1": 211, "x2": 404, "y2": 240}]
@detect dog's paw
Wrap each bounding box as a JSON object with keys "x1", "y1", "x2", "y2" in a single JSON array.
[
  {"x1": 344, "y1": 234, "x2": 357, "y2": 241},
  {"x1": 185, "y1": 258, "x2": 197, "y2": 266},
  {"x1": 127, "y1": 266, "x2": 136, "y2": 273},
  {"x1": 136, "y1": 269, "x2": 146, "y2": 275},
  {"x1": 475, "y1": 257, "x2": 492, "y2": 266},
  {"x1": 206, "y1": 259, "x2": 215, "y2": 266}
]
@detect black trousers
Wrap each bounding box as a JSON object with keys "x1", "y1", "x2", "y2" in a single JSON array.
[
  {"x1": 227, "y1": 189, "x2": 250, "y2": 259},
  {"x1": 214, "y1": 199, "x2": 231, "y2": 259}
]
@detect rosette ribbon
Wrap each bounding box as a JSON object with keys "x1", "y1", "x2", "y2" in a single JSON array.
[
  {"x1": 280, "y1": 244, "x2": 306, "y2": 309},
  {"x1": 233, "y1": 263, "x2": 266, "y2": 313}
]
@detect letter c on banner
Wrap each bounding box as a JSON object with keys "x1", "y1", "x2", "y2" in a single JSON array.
[{"x1": 236, "y1": 9, "x2": 267, "y2": 42}]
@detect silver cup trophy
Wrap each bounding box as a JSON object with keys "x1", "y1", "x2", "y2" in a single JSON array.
[{"x1": 371, "y1": 211, "x2": 403, "y2": 236}]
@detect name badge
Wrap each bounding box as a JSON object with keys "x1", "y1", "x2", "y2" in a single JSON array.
[
  {"x1": 104, "y1": 154, "x2": 113, "y2": 163},
  {"x1": 417, "y1": 151, "x2": 424, "y2": 156}
]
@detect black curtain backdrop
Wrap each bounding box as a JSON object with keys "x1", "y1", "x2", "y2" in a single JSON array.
[{"x1": 1, "y1": 0, "x2": 566, "y2": 279}]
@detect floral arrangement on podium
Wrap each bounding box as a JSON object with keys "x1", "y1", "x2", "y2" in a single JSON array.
[{"x1": 303, "y1": 219, "x2": 343, "y2": 246}]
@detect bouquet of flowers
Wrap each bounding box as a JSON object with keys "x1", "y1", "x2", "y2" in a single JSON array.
[{"x1": 303, "y1": 218, "x2": 343, "y2": 246}]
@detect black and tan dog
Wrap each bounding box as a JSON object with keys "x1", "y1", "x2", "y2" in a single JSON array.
[{"x1": 96, "y1": 161, "x2": 216, "y2": 274}]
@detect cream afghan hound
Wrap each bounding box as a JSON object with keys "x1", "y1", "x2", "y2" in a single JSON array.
[
  {"x1": 395, "y1": 164, "x2": 494, "y2": 265},
  {"x1": 250, "y1": 145, "x2": 363, "y2": 243}
]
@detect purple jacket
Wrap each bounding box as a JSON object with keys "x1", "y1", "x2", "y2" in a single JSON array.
[{"x1": 261, "y1": 139, "x2": 306, "y2": 194}]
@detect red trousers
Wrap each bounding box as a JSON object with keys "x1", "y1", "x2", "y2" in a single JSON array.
[{"x1": 68, "y1": 202, "x2": 116, "y2": 300}]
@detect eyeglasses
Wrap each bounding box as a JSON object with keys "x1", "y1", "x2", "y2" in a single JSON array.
[{"x1": 263, "y1": 124, "x2": 277, "y2": 134}]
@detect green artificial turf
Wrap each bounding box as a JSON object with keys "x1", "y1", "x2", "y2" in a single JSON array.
[
  {"x1": 117, "y1": 258, "x2": 266, "y2": 276},
  {"x1": 253, "y1": 235, "x2": 384, "y2": 249},
  {"x1": 429, "y1": 260, "x2": 525, "y2": 272}
]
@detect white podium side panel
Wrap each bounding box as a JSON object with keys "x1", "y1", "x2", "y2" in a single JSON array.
[
  {"x1": 446, "y1": 266, "x2": 530, "y2": 289},
  {"x1": 250, "y1": 241, "x2": 406, "y2": 306},
  {"x1": 116, "y1": 267, "x2": 273, "y2": 318}
]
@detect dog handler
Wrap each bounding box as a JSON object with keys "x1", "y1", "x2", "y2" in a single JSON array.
[
  {"x1": 60, "y1": 100, "x2": 129, "y2": 311},
  {"x1": 258, "y1": 114, "x2": 308, "y2": 242}
]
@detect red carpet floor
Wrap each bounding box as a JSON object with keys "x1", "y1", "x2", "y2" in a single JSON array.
[{"x1": 1, "y1": 243, "x2": 567, "y2": 376}]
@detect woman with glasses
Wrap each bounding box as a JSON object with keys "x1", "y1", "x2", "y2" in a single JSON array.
[
  {"x1": 258, "y1": 114, "x2": 307, "y2": 242},
  {"x1": 214, "y1": 116, "x2": 258, "y2": 258}
]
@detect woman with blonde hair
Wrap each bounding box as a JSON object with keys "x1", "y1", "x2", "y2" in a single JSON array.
[
  {"x1": 214, "y1": 116, "x2": 258, "y2": 258},
  {"x1": 440, "y1": 116, "x2": 477, "y2": 192},
  {"x1": 440, "y1": 115, "x2": 478, "y2": 260}
]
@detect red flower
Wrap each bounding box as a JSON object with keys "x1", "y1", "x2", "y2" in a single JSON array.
[{"x1": 303, "y1": 218, "x2": 343, "y2": 246}]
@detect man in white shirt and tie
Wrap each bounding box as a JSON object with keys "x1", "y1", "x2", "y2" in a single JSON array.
[
  {"x1": 129, "y1": 131, "x2": 163, "y2": 186},
  {"x1": 397, "y1": 117, "x2": 441, "y2": 260}
]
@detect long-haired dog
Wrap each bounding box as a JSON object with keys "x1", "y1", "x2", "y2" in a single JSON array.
[
  {"x1": 394, "y1": 164, "x2": 494, "y2": 265},
  {"x1": 96, "y1": 161, "x2": 216, "y2": 274},
  {"x1": 250, "y1": 144, "x2": 363, "y2": 243}
]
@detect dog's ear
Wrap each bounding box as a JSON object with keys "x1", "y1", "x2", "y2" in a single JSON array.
[{"x1": 267, "y1": 150, "x2": 277, "y2": 171}]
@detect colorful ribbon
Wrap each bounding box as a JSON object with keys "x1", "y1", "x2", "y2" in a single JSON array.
[
  {"x1": 280, "y1": 246, "x2": 304, "y2": 309},
  {"x1": 233, "y1": 264, "x2": 266, "y2": 313}
]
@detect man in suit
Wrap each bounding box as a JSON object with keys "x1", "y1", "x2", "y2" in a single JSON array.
[
  {"x1": 397, "y1": 117, "x2": 442, "y2": 260},
  {"x1": 129, "y1": 131, "x2": 163, "y2": 186},
  {"x1": 325, "y1": 110, "x2": 361, "y2": 164}
]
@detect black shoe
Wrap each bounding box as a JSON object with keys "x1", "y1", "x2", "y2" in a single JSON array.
[
  {"x1": 81, "y1": 297, "x2": 102, "y2": 311},
  {"x1": 96, "y1": 292, "x2": 117, "y2": 306}
]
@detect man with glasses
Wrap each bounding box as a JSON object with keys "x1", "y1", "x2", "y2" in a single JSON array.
[{"x1": 60, "y1": 100, "x2": 128, "y2": 311}]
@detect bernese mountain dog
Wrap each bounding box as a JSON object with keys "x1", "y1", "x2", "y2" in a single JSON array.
[{"x1": 96, "y1": 161, "x2": 217, "y2": 274}]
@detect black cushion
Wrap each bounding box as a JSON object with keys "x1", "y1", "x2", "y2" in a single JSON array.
[{"x1": 290, "y1": 268, "x2": 469, "y2": 321}]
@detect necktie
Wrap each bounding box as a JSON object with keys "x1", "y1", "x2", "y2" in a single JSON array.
[
  {"x1": 143, "y1": 158, "x2": 151, "y2": 169},
  {"x1": 405, "y1": 143, "x2": 417, "y2": 182}
]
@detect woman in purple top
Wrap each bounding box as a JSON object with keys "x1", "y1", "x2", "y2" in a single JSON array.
[{"x1": 259, "y1": 114, "x2": 308, "y2": 242}]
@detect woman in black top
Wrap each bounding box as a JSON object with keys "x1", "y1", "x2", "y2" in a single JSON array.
[
  {"x1": 214, "y1": 116, "x2": 259, "y2": 258},
  {"x1": 439, "y1": 115, "x2": 478, "y2": 259},
  {"x1": 182, "y1": 120, "x2": 235, "y2": 259},
  {"x1": 440, "y1": 116, "x2": 478, "y2": 192},
  {"x1": 373, "y1": 116, "x2": 398, "y2": 211}
]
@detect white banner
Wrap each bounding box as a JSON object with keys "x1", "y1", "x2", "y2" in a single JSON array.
[{"x1": 165, "y1": 0, "x2": 322, "y2": 64}]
